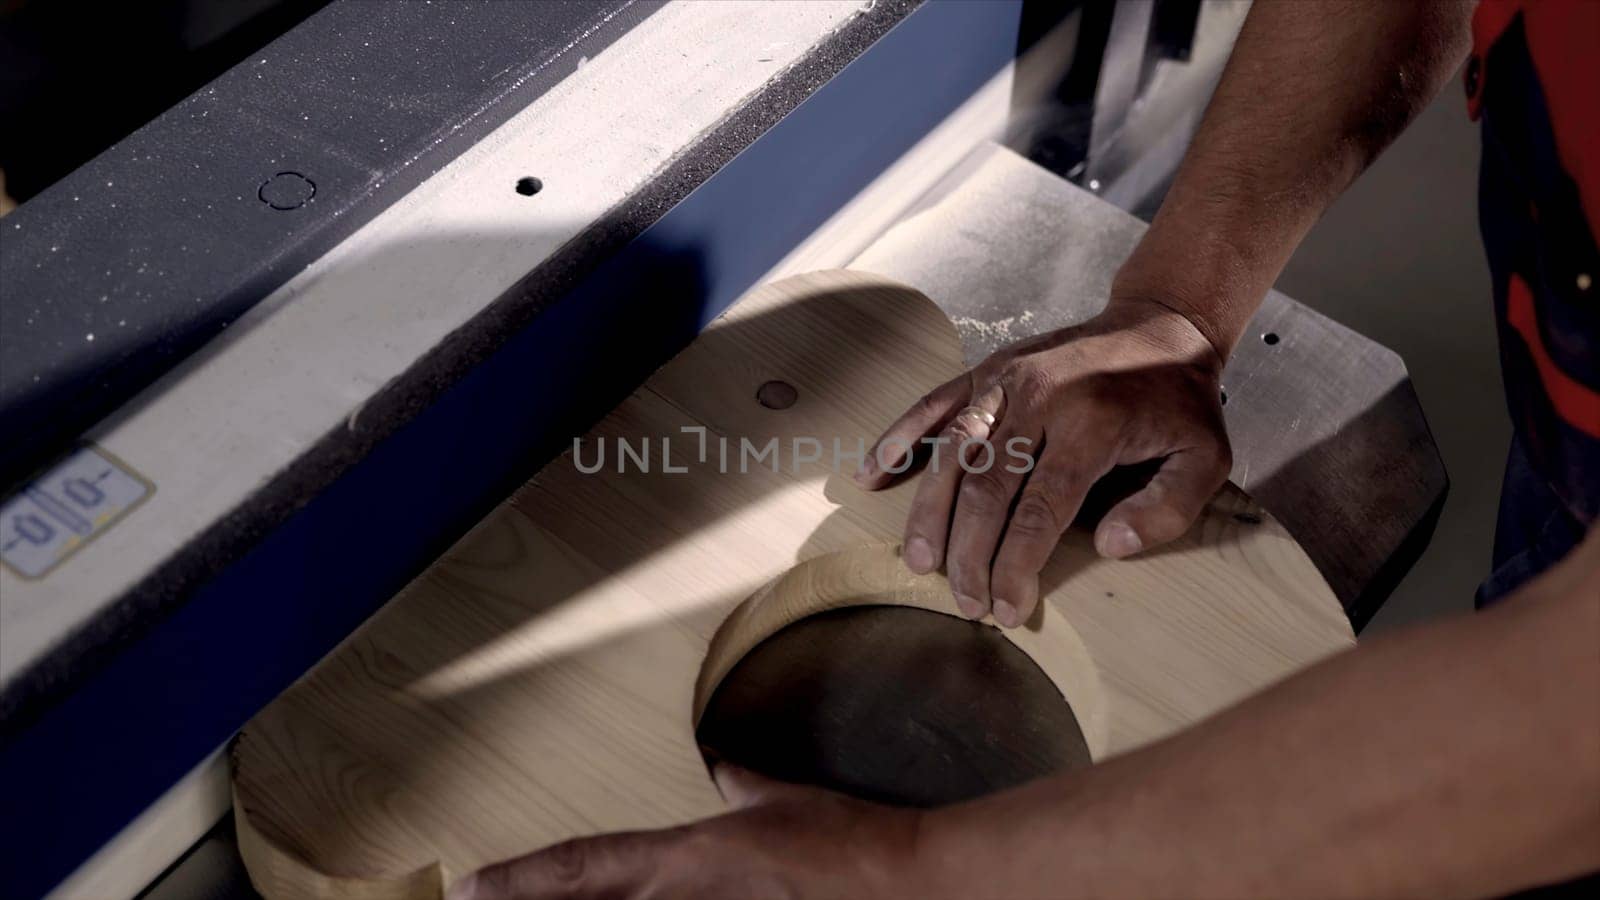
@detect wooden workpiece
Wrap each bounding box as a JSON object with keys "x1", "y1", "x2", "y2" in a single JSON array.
[{"x1": 232, "y1": 270, "x2": 1355, "y2": 899}]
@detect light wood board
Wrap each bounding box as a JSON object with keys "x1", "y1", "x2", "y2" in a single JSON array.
[{"x1": 232, "y1": 270, "x2": 1354, "y2": 899}]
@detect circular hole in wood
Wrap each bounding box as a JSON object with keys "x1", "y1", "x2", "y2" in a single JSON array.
[
  {"x1": 755, "y1": 379, "x2": 798, "y2": 410},
  {"x1": 697, "y1": 605, "x2": 1090, "y2": 808},
  {"x1": 515, "y1": 176, "x2": 543, "y2": 196}
]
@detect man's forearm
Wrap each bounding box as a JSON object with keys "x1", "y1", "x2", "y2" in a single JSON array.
[
  {"x1": 923, "y1": 532, "x2": 1600, "y2": 898},
  {"x1": 1111, "y1": 0, "x2": 1472, "y2": 360}
]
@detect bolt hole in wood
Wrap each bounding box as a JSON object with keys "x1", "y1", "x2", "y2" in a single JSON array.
[
  {"x1": 755, "y1": 379, "x2": 798, "y2": 410},
  {"x1": 696, "y1": 605, "x2": 1091, "y2": 808},
  {"x1": 515, "y1": 175, "x2": 543, "y2": 196}
]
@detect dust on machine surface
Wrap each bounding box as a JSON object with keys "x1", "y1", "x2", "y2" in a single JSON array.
[{"x1": 0, "y1": 2, "x2": 1444, "y2": 898}]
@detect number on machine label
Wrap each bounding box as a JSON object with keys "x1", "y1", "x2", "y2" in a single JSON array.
[{"x1": 0, "y1": 445, "x2": 154, "y2": 579}]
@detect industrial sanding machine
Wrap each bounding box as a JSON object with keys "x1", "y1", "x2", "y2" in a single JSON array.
[{"x1": 0, "y1": 2, "x2": 1445, "y2": 897}]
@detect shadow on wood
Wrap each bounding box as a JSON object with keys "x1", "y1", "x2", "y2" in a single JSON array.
[{"x1": 697, "y1": 604, "x2": 1093, "y2": 808}]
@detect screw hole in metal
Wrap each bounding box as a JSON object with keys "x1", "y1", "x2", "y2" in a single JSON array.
[
  {"x1": 515, "y1": 176, "x2": 543, "y2": 196},
  {"x1": 1262, "y1": 332, "x2": 1280, "y2": 346},
  {"x1": 258, "y1": 171, "x2": 315, "y2": 210}
]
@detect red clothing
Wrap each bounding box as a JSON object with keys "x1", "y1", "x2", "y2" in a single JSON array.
[{"x1": 1466, "y1": 0, "x2": 1599, "y2": 601}]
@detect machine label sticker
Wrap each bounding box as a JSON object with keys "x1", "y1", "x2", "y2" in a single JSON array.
[{"x1": 0, "y1": 445, "x2": 154, "y2": 579}]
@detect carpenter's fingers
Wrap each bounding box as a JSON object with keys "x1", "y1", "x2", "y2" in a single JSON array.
[
  {"x1": 856, "y1": 374, "x2": 971, "y2": 490},
  {"x1": 900, "y1": 384, "x2": 1005, "y2": 592},
  {"x1": 944, "y1": 420, "x2": 1035, "y2": 619},
  {"x1": 1094, "y1": 443, "x2": 1231, "y2": 558},
  {"x1": 988, "y1": 442, "x2": 1109, "y2": 627},
  {"x1": 448, "y1": 829, "x2": 677, "y2": 900}
]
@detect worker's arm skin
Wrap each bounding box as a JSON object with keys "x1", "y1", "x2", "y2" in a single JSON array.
[
  {"x1": 448, "y1": 530, "x2": 1600, "y2": 899},
  {"x1": 446, "y1": 4, "x2": 1590, "y2": 898},
  {"x1": 856, "y1": 0, "x2": 1474, "y2": 628}
]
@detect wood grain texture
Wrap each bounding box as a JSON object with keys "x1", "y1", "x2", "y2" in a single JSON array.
[{"x1": 232, "y1": 270, "x2": 1354, "y2": 899}]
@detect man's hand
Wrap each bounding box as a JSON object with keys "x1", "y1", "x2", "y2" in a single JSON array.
[
  {"x1": 446, "y1": 766, "x2": 929, "y2": 900},
  {"x1": 855, "y1": 0, "x2": 1474, "y2": 634},
  {"x1": 447, "y1": 529, "x2": 1600, "y2": 900},
  {"x1": 850, "y1": 0, "x2": 1473, "y2": 632},
  {"x1": 855, "y1": 296, "x2": 1230, "y2": 627}
]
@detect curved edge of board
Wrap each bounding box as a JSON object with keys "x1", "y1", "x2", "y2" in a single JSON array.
[
  {"x1": 693, "y1": 541, "x2": 1111, "y2": 758},
  {"x1": 233, "y1": 781, "x2": 444, "y2": 900},
  {"x1": 226, "y1": 267, "x2": 1355, "y2": 899}
]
